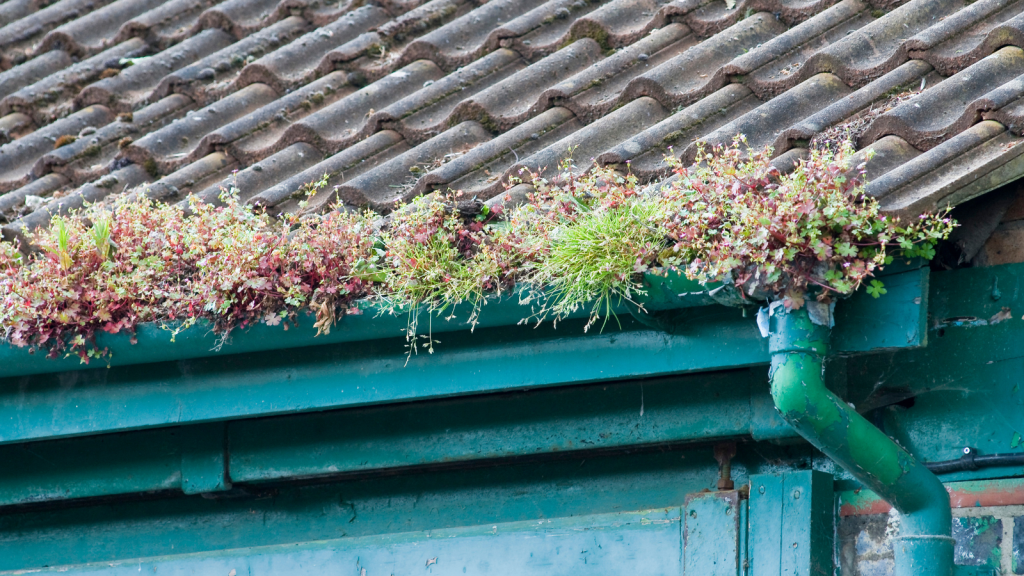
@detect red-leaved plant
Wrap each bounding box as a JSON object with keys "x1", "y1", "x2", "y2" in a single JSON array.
[{"x1": 655, "y1": 139, "x2": 955, "y2": 309}]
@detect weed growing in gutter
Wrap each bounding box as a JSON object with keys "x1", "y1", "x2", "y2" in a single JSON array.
[{"x1": 0, "y1": 139, "x2": 954, "y2": 362}]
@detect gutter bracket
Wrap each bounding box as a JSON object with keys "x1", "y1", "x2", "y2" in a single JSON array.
[{"x1": 180, "y1": 422, "x2": 232, "y2": 495}]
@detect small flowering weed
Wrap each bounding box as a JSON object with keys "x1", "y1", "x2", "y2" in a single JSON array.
[{"x1": 655, "y1": 138, "x2": 955, "y2": 309}]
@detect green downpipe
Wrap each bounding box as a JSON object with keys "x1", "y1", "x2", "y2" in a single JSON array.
[{"x1": 768, "y1": 305, "x2": 953, "y2": 576}]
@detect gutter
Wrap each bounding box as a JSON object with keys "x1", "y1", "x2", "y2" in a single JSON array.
[{"x1": 768, "y1": 304, "x2": 953, "y2": 576}]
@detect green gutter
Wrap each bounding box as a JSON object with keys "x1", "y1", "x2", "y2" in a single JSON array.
[
  {"x1": 768, "y1": 304, "x2": 953, "y2": 576},
  {"x1": 0, "y1": 267, "x2": 928, "y2": 378}
]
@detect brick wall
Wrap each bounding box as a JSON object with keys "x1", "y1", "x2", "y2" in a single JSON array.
[{"x1": 839, "y1": 505, "x2": 1024, "y2": 575}]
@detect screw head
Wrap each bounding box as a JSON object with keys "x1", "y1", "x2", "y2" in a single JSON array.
[
  {"x1": 963, "y1": 446, "x2": 973, "y2": 455},
  {"x1": 792, "y1": 489, "x2": 801, "y2": 500},
  {"x1": 758, "y1": 486, "x2": 766, "y2": 495}
]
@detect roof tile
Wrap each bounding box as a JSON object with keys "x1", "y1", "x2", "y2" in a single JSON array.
[
  {"x1": 151, "y1": 17, "x2": 308, "y2": 105},
  {"x1": 114, "y1": 0, "x2": 221, "y2": 49},
  {"x1": 682, "y1": 72, "x2": 852, "y2": 162},
  {"x1": 76, "y1": 29, "x2": 235, "y2": 111},
  {"x1": 251, "y1": 130, "x2": 407, "y2": 211},
  {"x1": 270, "y1": 59, "x2": 443, "y2": 156},
  {"x1": 0, "y1": 49, "x2": 71, "y2": 102},
  {"x1": 776, "y1": 59, "x2": 933, "y2": 151},
  {"x1": 133, "y1": 151, "x2": 235, "y2": 202},
  {"x1": 2, "y1": 39, "x2": 147, "y2": 123},
  {"x1": 399, "y1": 0, "x2": 549, "y2": 71},
  {"x1": 449, "y1": 38, "x2": 602, "y2": 132},
  {"x1": 621, "y1": 12, "x2": 787, "y2": 108},
  {"x1": 803, "y1": 0, "x2": 962, "y2": 86},
  {"x1": 189, "y1": 142, "x2": 321, "y2": 205},
  {"x1": 3, "y1": 0, "x2": 1024, "y2": 235},
  {"x1": 597, "y1": 83, "x2": 759, "y2": 178},
  {"x1": 861, "y1": 46, "x2": 1024, "y2": 149},
  {"x1": 872, "y1": 120, "x2": 1023, "y2": 212},
  {"x1": 35, "y1": 0, "x2": 169, "y2": 57},
  {"x1": 0, "y1": 105, "x2": 114, "y2": 193},
  {"x1": 909, "y1": 0, "x2": 1024, "y2": 75},
  {"x1": 232, "y1": 6, "x2": 390, "y2": 94},
  {"x1": 0, "y1": 0, "x2": 117, "y2": 65},
  {"x1": 372, "y1": 48, "x2": 522, "y2": 142},
  {"x1": 335, "y1": 120, "x2": 490, "y2": 208},
  {"x1": 122, "y1": 83, "x2": 278, "y2": 173}
]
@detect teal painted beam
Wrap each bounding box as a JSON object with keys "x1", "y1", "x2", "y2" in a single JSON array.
[
  {"x1": 7, "y1": 508, "x2": 684, "y2": 576},
  {"x1": 0, "y1": 429, "x2": 181, "y2": 505},
  {"x1": 180, "y1": 423, "x2": 230, "y2": 494},
  {"x1": 0, "y1": 311, "x2": 772, "y2": 445},
  {"x1": 0, "y1": 370, "x2": 797, "y2": 507},
  {"x1": 0, "y1": 443, "x2": 820, "y2": 571},
  {"x1": 228, "y1": 369, "x2": 794, "y2": 484},
  {"x1": 0, "y1": 268, "x2": 926, "y2": 379}
]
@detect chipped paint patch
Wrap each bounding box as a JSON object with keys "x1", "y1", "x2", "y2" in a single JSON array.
[{"x1": 953, "y1": 516, "x2": 1002, "y2": 570}]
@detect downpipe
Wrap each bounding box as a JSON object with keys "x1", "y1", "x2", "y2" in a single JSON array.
[{"x1": 768, "y1": 304, "x2": 953, "y2": 576}]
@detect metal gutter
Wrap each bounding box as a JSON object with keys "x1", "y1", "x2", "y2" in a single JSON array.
[
  {"x1": 0, "y1": 267, "x2": 928, "y2": 379},
  {"x1": 769, "y1": 305, "x2": 954, "y2": 576}
]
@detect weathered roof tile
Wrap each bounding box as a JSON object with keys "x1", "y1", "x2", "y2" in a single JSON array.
[
  {"x1": 0, "y1": 105, "x2": 114, "y2": 193},
  {"x1": 77, "y1": 29, "x2": 235, "y2": 111},
  {"x1": 861, "y1": 46, "x2": 1024, "y2": 149},
  {"x1": 35, "y1": 0, "x2": 168, "y2": 57},
  {"x1": 621, "y1": 12, "x2": 787, "y2": 108},
  {"x1": 682, "y1": 72, "x2": 851, "y2": 162},
  {"x1": 449, "y1": 38, "x2": 602, "y2": 132},
  {"x1": 335, "y1": 120, "x2": 490, "y2": 208},
  {"x1": 232, "y1": 6, "x2": 390, "y2": 94},
  {"x1": 3, "y1": 0, "x2": 1024, "y2": 229},
  {"x1": 122, "y1": 83, "x2": 278, "y2": 173}
]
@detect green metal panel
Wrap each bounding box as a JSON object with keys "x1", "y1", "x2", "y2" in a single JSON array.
[
  {"x1": 229, "y1": 370, "x2": 792, "y2": 484},
  {"x1": 749, "y1": 471, "x2": 834, "y2": 576},
  {"x1": 0, "y1": 313, "x2": 774, "y2": 446},
  {"x1": 750, "y1": 473, "x2": 785, "y2": 576},
  {"x1": 781, "y1": 472, "x2": 834, "y2": 576},
  {"x1": 684, "y1": 490, "x2": 742, "y2": 575},
  {"x1": 0, "y1": 370, "x2": 797, "y2": 507},
  {"x1": 180, "y1": 423, "x2": 230, "y2": 494},
  {"x1": 831, "y1": 265, "x2": 928, "y2": 352},
  {"x1": 0, "y1": 428, "x2": 181, "y2": 505},
  {"x1": 848, "y1": 263, "x2": 1024, "y2": 477},
  {"x1": 0, "y1": 443, "x2": 823, "y2": 571},
  {"x1": 9, "y1": 508, "x2": 684, "y2": 576}
]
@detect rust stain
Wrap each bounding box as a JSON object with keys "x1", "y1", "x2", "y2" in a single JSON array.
[{"x1": 840, "y1": 478, "x2": 1024, "y2": 516}]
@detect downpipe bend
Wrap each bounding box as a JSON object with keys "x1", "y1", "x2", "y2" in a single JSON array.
[{"x1": 768, "y1": 305, "x2": 953, "y2": 576}]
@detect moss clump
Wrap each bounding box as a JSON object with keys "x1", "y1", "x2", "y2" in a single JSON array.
[
  {"x1": 142, "y1": 157, "x2": 159, "y2": 178},
  {"x1": 53, "y1": 135, "x2": 77, "y2": 149}
]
